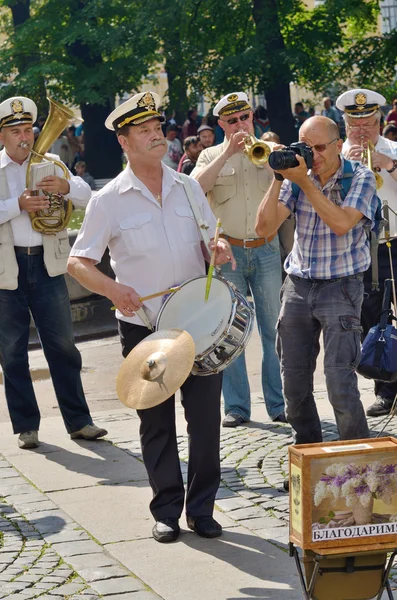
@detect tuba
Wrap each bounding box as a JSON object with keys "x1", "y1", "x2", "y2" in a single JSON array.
[
  {"x1": 361, "y1": 138, "x2": 383, "y2": 190},
  {"x1": 243, "y1": 135, "x2": 271, "y2": 166},
  {"x1": 25, "y1": 97, "x2": 82, "y2": 234}
]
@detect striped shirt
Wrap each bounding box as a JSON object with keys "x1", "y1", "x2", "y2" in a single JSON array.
[{"x1": 279, "y1": 157, "x2": 378, "y2": 279}]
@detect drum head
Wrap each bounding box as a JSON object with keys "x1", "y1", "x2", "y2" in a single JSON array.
[{"x1": 156, "y1": 277, "x2": 233, "y2": 355}]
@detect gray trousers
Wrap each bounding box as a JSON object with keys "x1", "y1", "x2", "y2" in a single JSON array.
[{"x1": 276, "y1": 274, "x2": 370, "y2": 444}]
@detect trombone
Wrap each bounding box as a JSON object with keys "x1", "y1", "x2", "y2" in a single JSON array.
[{"x1": 361, "y1": 137, "x2": 383, "y2": 190}]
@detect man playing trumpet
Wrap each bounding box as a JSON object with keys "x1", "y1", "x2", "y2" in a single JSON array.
[
  {"x1": 0, "y1": 96, "x2": 107, "y2": 449},
  {"x1": 338, "y1": 88, "x2": 397, "y2": 417},
  {"x1": 192, "y1": 92, "x2": 285, "y2": 428}
]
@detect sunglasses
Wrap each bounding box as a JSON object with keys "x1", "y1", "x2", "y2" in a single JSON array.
[
  {"x1": 306, "y1": 138, "x2": 339, "y2": 153},
  {"x1": 221, "y1": 113, "x2": 251, "y2": 126},
  {"x1": 347, "y1": 121, "x2": 379, "y2": 131}
]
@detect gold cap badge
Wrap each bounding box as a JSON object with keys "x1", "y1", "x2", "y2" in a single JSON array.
[
  {"x1": 137, "y1": 92, "x2": 155, "y2": 111},
  {"x1": 11, "y1": 99, "x2": 24, "y2": 114},
  {"x1": 227, "y1": 94, "x2": 238, "y2": 102},
  {"x1": 354, "y1": 93, "x2": 367, "y2": 108}
]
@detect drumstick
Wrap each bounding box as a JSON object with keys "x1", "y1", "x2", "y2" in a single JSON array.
[
  {"x1": 111, "y1": 286, "x2": 181, "y2": 310},
  {"x1": 205, "y1": 218, "x2": 221, "y2": 302}
]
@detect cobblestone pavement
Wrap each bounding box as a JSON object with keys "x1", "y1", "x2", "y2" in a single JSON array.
[
  {"x1": 0, "y1": 458, "x2": 161, "y2": 599},
  {"x1": 1, "y1": 398, "x2": 397, "y2": 598},
  {"x1": 105, "y1": 398, "x2": 397, "y2": 595}
]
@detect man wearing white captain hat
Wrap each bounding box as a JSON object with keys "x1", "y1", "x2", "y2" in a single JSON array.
[
  {"x1": 192, "y1": 91, "x2": 285, "y2": 428},
  {"x1": 0, "y1": 95, "x2": 106, "y2": 449},
  {"x1": 337, "y1": 88, "x2": 397, "y2": 417},
  {"x1": 68, "y1": 91, "x2": 235, "y2": 543}
]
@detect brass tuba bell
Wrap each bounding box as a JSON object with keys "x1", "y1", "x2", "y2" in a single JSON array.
[
  {"x1": 243, "y1": 135, "x2": 271, "y2": 166},
  {"x1": 25, "y1": 97, "x2": 82, "y2": 234}
]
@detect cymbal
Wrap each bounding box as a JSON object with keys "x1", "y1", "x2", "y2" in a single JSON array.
[{"x1": 117, "y1": 329, "x2": 196, "y2": 410}]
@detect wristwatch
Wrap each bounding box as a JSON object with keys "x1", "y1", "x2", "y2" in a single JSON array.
[{"x1": 386, "y1": 159, "x2": 397, "y2": 174}]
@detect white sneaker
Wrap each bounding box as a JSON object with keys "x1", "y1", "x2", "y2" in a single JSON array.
[
  {"x1": 18, "y1": 431, "x2": 39, "y2": 449},
  {"x1": 70, "y1": 424, "x2": 108, "y2": 440}
]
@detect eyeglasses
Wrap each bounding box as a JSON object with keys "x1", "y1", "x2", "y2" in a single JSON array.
[
  {"x1": 221, "y1": 113, "x2": 251, "y2": 125},
  {"x1": 306, "y1": 138, "x2": 339, "y2": 153},
  {"x1": 346, "y1": 121, "x2": 379, "y2": 131}
]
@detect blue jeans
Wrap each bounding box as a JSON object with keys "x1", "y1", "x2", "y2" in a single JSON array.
[
  {"x1": 220, "y1": 238, "x2": 284, "y2": 420},
  {"x1": 0, "y1": 252, "x2": 92, "y2": 434},
  {"x1": 277, "y1": 274, "x2": 369, "y2": 444}
]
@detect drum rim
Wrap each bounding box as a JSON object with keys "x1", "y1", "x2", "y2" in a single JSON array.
[{"x1": 155, "y1": 275, "x2": 255, "y2": 374}]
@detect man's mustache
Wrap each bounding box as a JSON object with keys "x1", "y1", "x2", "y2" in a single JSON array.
[{"x1": 147, "y1": 139, "x2": 167, "y2": 150}]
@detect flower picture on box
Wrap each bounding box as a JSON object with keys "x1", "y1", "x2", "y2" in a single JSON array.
[{"x1": 311, "y1": 453, "x2": 397, "y2": 543}]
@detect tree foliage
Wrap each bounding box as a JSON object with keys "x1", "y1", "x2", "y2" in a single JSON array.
[
  {"x1": 0, "y1": 0, "x2": 159, "y2": 175},
  {"x1": 0, "y1": 0, "x2": 395, "y2": 166}
]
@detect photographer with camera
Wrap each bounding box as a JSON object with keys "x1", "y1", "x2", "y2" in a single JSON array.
[{"x1": 256, "y1": 116, "x2": 379, "y2": 446}]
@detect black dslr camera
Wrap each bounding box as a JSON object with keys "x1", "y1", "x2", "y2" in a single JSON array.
[{"x1": 268, "y1": 142, "x2": 313, "y2": 173}]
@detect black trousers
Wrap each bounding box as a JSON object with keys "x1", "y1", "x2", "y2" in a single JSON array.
[
  {"x1": 118, "y1": 320, "x2": 222, "y2": 521},
  {"x1": 362, "y1": 239, "x2": 397, "y2": 401}
]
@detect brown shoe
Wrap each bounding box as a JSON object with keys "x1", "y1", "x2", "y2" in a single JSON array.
[{"x1": 70, "y1": 424, "x2": 107, "y2": 440}]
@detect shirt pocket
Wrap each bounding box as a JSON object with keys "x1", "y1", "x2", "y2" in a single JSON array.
[
  {"x1": 213, "y1": 173, "x2": 237, "y2": 205},
  {"x1": 174, "y1": 206, "x2": 200, "y2": 243},
  {"x1": 120, "y1": 213, "x2": 158, "y2": 254},
  {"x1": 257, "y1": 166, "x2": 272, "y2": 192}
]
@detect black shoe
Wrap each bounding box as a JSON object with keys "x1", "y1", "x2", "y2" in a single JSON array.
[
  {"x1": 222, "y1": 413, "x2": 248, "y2": 428},
  {"x1": 152, "y1": 519, "x2": 180, "y2": 543},
  {"x1": 272, "y1": 412, "x2": 287, "y2": 424},
  {"x1": 187, "y1": 516, "x2": 222, "y2": 538},
  {"x1": 283, "y1": 478, "x2": 289, "y2": 493},
  {"x1": 366, "y1": 397, "x2": 394, "y2": 417}
]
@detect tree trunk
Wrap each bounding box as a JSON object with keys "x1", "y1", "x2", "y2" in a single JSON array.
[
  {"x1": 68, "y1": 7, "x2": 122, "y2": 178},
  {"x1": 164, "y1": 37, "x2": 188, "y2": 125},
  {"x1": 7, "y1": 0, "x2": 30, "y2": 26},
  {"x1": 266, "y1": 84, "x2": 297, "y2": 145},
  {"x1": 253, "y1": 0, "x2": 296, "y2": 145},
  {"x1": 81, "y1": 102, "x2": 122, "y2": 179},
  {"x1": 5, "y1": 0, "x2": 47, "y2": 115}
]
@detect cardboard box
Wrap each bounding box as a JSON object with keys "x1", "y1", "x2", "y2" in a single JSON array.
[{"x1": 289, "y1": 437, "x2": 397, "y2": 551}]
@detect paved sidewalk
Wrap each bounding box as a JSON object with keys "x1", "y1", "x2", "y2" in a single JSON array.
[{"x1": 1, "y1": 332, "x2": 397, "y2": 599}]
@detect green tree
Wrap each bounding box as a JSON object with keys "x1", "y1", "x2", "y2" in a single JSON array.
[
  {"x1": 0, "y1": 0, "x2": 157, "y2": 176},
  {"x1": 156, "y1": 0, "x2": 388, "y2": 143}
]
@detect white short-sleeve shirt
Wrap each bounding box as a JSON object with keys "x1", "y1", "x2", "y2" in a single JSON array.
[
  {"x1": 70, "y1": 163, "x2": 217, "y2": 326},
  {"x1": 342, "y1": 135, "x2": 397, "y2": 238},
  {"x1": 0, "y1": 148, "x2": 92, "y2": 247}
]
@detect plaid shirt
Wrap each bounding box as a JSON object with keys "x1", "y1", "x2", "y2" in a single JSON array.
[{"x1": 279, "y1": 157, "x2": 378, "y2": 279}]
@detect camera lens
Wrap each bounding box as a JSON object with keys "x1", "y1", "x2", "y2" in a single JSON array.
[{"x1": 268, "y1": 150, "x2": 299, "y2": 171}]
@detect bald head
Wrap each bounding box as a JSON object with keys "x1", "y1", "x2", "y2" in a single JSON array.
[
  {"x1": 298, "y1": 116, "x2": 342, "y2": 185},
  {"x1": 300, "y1": 116, "x2": 339, "y2": 141}
]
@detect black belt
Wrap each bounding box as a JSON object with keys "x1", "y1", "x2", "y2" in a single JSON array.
[
  {"x1": 14, "y1": 246, "x2": 43, "y2": 255},
  {"x1": 289, "y1": 273, "x2": 364, "y2": 284}
]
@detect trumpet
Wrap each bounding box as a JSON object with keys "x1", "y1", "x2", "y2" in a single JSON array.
[
  {"x1": 243, "y1": 135, "x2": 271, "y2": 166},
  {"x1": 361, "y1": 137, "x2": 383, "y2": 190}
]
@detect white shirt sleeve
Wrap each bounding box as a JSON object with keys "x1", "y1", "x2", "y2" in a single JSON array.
[
  {"x1": 70, "y1": 195, "x2": 111, "y2": 264},
  {"x1": 53, "y1": 157, "x2": 92, "y2": 208},
  {"x1": 0, "y1": 197, "x2": 21, "y2": 225},
  {"x1": 67, "y1": 175, "x2": 92, "y2": 208}
]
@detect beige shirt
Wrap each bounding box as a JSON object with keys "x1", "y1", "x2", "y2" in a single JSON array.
[{"x1": 191, "y1": 140, "x2": 273, "y2": 239}]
